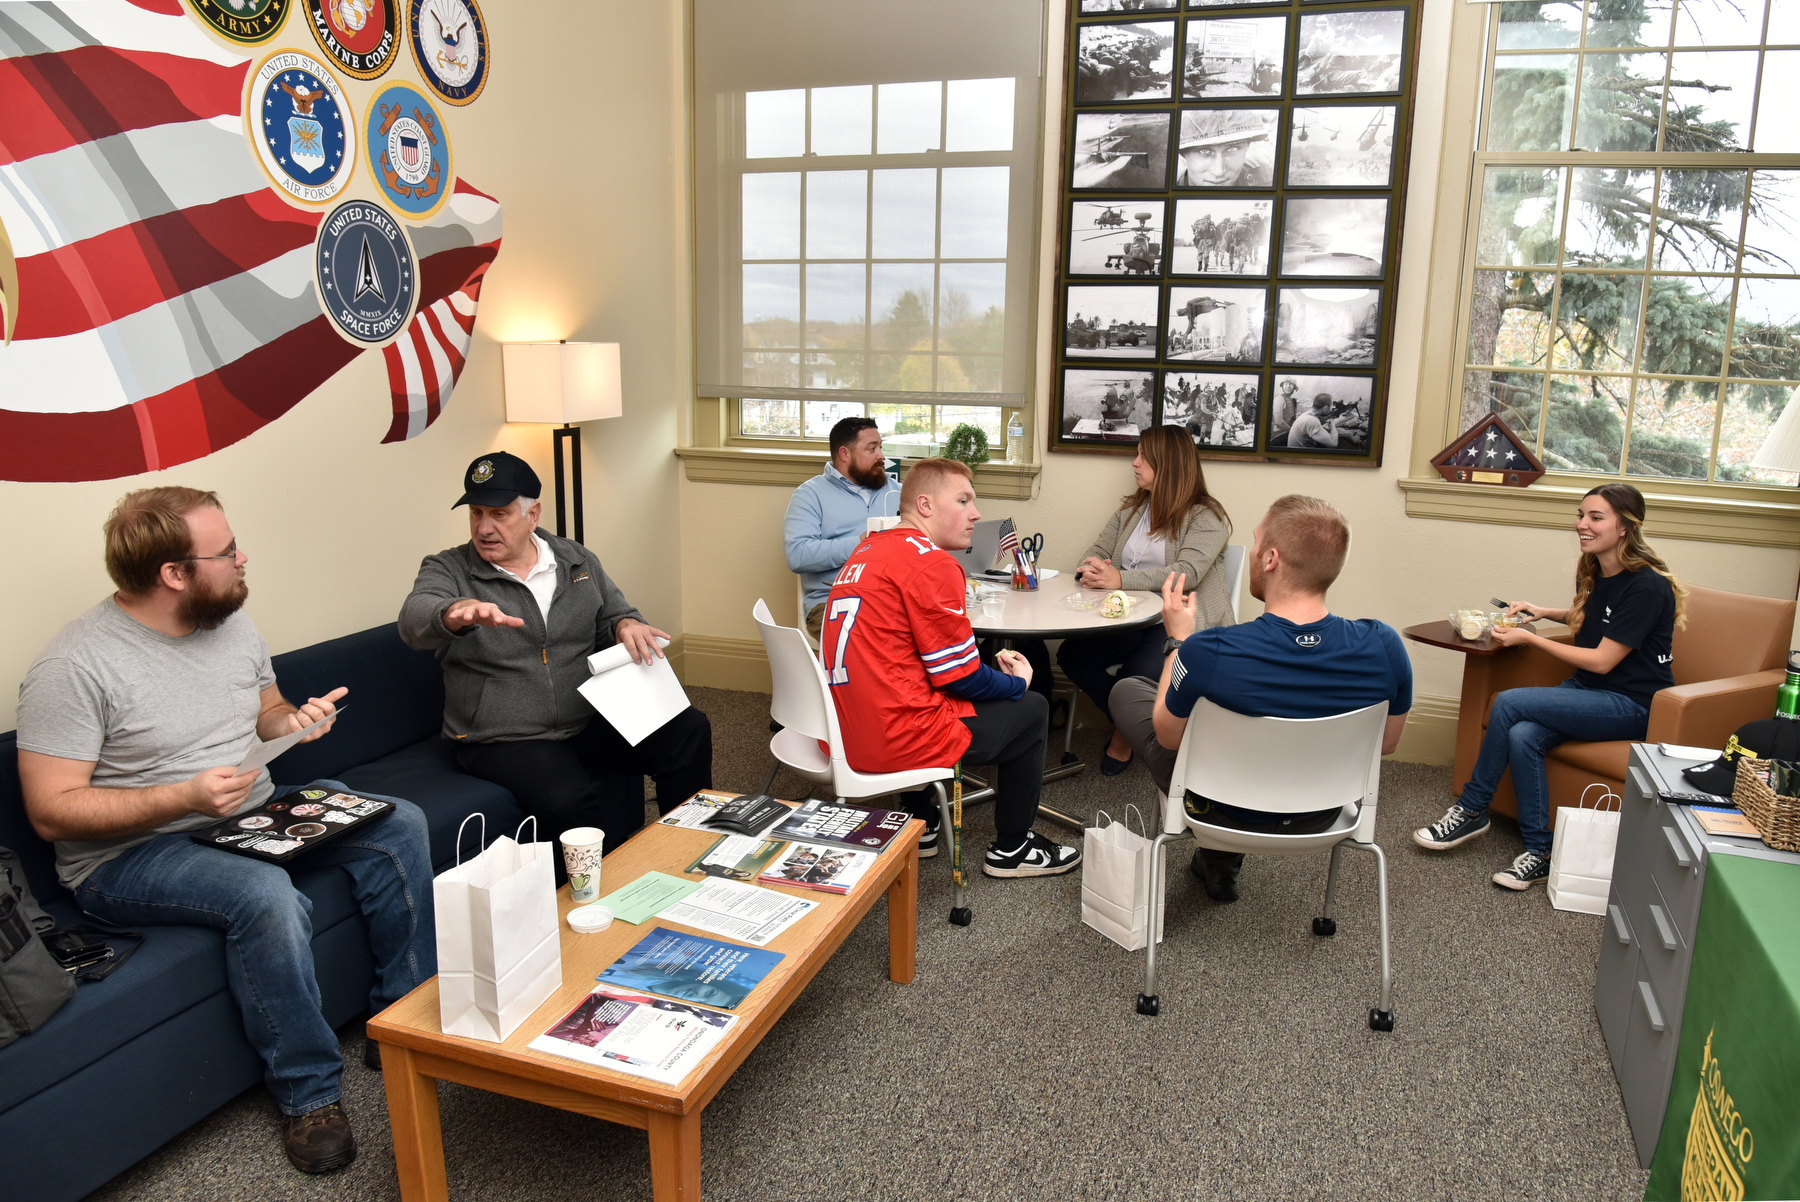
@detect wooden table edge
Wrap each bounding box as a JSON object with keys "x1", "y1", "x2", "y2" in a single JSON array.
[{"x1": 367, "y1": 819, "x2": 924, "y2": 1120}]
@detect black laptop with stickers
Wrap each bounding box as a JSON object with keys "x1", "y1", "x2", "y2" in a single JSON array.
[{"x1": 190, "y1": 789, "x2": 395, "y2": 863}]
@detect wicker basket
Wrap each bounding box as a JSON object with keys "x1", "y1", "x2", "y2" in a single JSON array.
[{"x1": 1731, "y1": 757, "x2": 1800, "y2": 853}]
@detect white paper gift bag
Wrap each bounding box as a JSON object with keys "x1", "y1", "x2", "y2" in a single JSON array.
[
  {"x1": 434, "y1": 815, "x2": 563, "y2": 1041},
  {"x1": 1548, "y1": 783, "x2": 1621, "y2": 916},
  {"x1": 1081, "y1": 807, "x2": 1166, "y2": 951}
]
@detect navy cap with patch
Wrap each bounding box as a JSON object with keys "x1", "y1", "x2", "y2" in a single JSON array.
[{"x1": 454, "y1": 451, "x2": 541, "y2": 509}]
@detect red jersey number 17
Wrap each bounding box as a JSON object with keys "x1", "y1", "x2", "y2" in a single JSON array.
[{"x1": 824, "y1": 597, "x2": 862, "y2": 685}]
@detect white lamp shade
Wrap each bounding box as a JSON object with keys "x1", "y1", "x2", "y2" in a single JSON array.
[
  {"x1": 1751, "y1": 387, "x2": 1800, "y2": 474},
  {"x1": 503, "y1": 342, "x2": 622, "y2": 424}
]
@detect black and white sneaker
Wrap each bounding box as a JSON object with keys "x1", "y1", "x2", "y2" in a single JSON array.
[
  {"x1": 915, "y1": 816, "x2": 940, "y2": 860},
  {"x1": 1493, "y1": 850, "x2": 1551, "y2": 890},
  {"x1": 1413, "y1": 804, "x2": 1491, "y2": 851},
  {"x1": 983, "y1": 831, "x2": 1081, "y2": 878}
]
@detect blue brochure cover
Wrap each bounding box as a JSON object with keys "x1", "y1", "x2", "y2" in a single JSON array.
[{"x1": 596, "y1": 927, "x2": 784, "y2": 1011}]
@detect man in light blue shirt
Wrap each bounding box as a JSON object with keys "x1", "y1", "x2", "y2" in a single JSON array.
[{"x1": 783, "y1": 416, "x2": 901, "y2": 639}]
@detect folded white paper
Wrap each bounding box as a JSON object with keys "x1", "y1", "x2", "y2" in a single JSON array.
[
  {"x1": 579, "y1": 637, "x2": 690, "y2": 746},
  {"x1": 235, "y1": 707, "x2": 344, "y2": 775}
]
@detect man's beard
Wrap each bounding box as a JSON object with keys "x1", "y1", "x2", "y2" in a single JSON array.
[
  {"x1": 846, "y1": 459, "x2": 888, "y2": 490},
  {"x1": 178, "y1": 573, "x2": 249, "y2": 630}
]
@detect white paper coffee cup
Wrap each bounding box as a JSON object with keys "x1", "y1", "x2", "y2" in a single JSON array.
[{"x1": 560, "y1": 827, "x2": 606, "y2": 903}]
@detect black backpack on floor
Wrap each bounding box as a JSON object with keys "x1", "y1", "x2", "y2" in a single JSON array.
[{"x1": 0, "y1": 845, "x2": 75, "y2": 1048}]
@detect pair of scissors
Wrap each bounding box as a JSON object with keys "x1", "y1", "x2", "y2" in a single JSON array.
[{"x1": 1020, "y1": 533, "x2": 1044, "y2": 558}]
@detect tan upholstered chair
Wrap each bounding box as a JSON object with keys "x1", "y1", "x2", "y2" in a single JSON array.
[{"x1": 1453, "y1": 585, "x2": 1794, "y2": 825}]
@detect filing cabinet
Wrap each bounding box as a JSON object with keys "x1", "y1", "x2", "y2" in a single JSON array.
[{"x1": 1596, "y1": 745, "x2": 1800, "y2": 1168}]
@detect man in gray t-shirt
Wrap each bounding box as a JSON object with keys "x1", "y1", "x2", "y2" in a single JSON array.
[{"x1": 16, "y1": 487, "x2": 436, "y2": 1177}]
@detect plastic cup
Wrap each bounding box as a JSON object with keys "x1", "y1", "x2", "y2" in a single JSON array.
[{"x1": 560, "y1": 827, "x2": 606, "y2": 903}]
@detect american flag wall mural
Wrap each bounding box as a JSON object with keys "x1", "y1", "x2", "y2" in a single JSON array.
[{"x1": 0, "y1": 0, "x2": 502, "y2": 482}]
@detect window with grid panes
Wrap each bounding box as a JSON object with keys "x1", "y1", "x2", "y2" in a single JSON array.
[
  {"x1": 1456, "y1": 0, "x2": 1800, "y2": 485},
  {"x1": 692, "y1": 0, "x2": 1044, "y2": 459}
]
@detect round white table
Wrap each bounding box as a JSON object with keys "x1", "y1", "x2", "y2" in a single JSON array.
[{"x1": 966, "y1": 573, "x2": 1162, "y2": 828}]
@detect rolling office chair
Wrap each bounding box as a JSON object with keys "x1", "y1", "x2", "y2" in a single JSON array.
[
  {"x1": 752, "y1": 599, "x2": 989, "y2": 925},
  {"x1": 1137, "y1": 698, "x2": 1396, "y2": 1031}
]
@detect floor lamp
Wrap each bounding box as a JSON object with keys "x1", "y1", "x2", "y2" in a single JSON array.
[
  {"x1": 502, "y1": 341, "x2": 622, "y2": 545},
  {"x1": 1752, "y1": 397, "x2": 1800, "y2": 648}
]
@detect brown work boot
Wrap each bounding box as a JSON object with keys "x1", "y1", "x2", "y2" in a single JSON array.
[{"x1": 284, "y1": 1101, "x2": 357, "y2": 1173}]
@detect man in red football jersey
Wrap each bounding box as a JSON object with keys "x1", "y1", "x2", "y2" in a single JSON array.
[{"x1": 821, "y1": 458, "x2": 1081, "y2": 878}]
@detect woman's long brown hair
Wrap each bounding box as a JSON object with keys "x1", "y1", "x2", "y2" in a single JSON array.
[
  {"x1": 1566, "y1": 483, "x2": 1689, "y2": 633},
  {"x1": 1120, "y1": 425, "x2": 1229, "y2": 542}
]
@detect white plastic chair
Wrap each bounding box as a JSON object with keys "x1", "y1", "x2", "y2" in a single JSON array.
[
  {"x1": 1221, "y1": 544, "x2": 1245, "y2": 624},
  {"x1": 753, "y1": 599, "x2": 985, "y2": 925},
  {"x1": 1138, "y1": 697, "x2": 1395, "y2": 1031}
]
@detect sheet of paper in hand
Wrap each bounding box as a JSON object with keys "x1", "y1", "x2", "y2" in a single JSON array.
[{"x1": 578, "y1": 637, "x2": 691, "y2": 745}]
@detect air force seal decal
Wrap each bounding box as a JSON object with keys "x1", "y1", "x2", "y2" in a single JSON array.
[
  {"x1": 249, "y1": 51, "x2": 352, "y2": 205},
  {"x1": 187, "y1": 0, "x2": 292, "y2": 45},
  {"x1": 366, "y1": 83, "x2": 452, "y2": 218},
  {"x1": 304, "y1": 0, "x2": 400, "y2": 80},
  {"x1": 315, "y1": 199, "x2": 417, "y2": 346},
  {"x1": 409, "y1": 0, "x2": 488, "y2": 106}
]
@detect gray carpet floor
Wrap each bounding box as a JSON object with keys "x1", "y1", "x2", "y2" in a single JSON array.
[{"x1": 92, "y1": 686, "x2": 1650, "y2": 1201}]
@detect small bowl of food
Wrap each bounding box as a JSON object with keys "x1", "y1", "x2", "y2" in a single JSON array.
[
  {"x1": 1490, "y1": 610, "x2": 1523, "y2": 630},
  {"x1": 1449, "y1": 609, "x2": 1491, "y2": 641}
]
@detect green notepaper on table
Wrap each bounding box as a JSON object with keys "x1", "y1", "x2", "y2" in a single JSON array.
[{"x1": 597, "y1": 871, "x2": 704, "y2": 925}]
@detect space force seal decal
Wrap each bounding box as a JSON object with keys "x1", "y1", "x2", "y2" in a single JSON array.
[
  {"x1": 248, "y1": 51, "x2": 353, "y2": 205},
  {"x1": 304, "y1": 0, "x2": 400, "y2": 80},
  {"x1": 409, "y1": 0, "x2": 488, "y2": 105},
  {"x1": 366, "y1": 83, "x2": 452, "y2": 218},
  {"x1": 315, "y1": 199, "x2": 417, "y2": 346}
]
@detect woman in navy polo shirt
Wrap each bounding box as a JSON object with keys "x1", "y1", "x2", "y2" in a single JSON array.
[{"x1": 1414, "y1": 483, "x2": 1687, "y2": 890}]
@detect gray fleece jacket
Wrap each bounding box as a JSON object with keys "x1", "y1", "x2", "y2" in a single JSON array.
[{"x1": 398, "y1": 531, "x2": 644, "y2": 743}]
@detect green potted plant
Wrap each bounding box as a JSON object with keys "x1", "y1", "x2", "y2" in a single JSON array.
[{"x1": 943, "y1": 422, "x2": 990, "y2": 467}]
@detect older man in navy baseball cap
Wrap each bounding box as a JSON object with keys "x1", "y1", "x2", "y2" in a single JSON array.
[{"x1": 398, "y1": 453, "x2": 713, "y2": 862}]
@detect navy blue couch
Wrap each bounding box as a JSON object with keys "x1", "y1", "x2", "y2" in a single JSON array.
[{"x1": 0, "y1": 623, "x2": 576, "y2": 1202}]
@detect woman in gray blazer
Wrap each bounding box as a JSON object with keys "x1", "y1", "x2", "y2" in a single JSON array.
[{"x1": 1059, "y1": 425, "x2": 1234, "y2": 774}]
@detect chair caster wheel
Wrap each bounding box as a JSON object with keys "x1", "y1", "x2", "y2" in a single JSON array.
[
  {"x1": 1061, "y1": 752, "x2": 1081, "y2": 766},
  {"x1": 949, "y1": 907, "x2": 973, "y2": 926},
  {"x1": 1136, "y1": 994, "x2": 1160, "y2": 1016},
  {"x1": 1313, "y1": 917, "x2": 1337, "y2": 937},
  {"x1": 1369, "y1": 1008, "x2": 1395, "y2": 1032}
]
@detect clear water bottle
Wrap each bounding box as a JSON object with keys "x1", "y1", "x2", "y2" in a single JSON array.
[{"x1": 1006, "y1": 413, "x2": 1026, "y2": 462}]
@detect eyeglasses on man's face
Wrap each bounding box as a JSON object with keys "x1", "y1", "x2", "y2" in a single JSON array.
[{"x1": 170, "y1": 539, "x2": 240, "y2": 565}]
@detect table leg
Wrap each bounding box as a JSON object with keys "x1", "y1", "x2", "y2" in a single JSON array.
[
  {"x1": 648, "y1": 1109, "x2": 703, "y2": 1202},
  {"x1": 888, "y1": 841, "x2": 918, "y2": 984},
  {"x1": 1452, "y1": 655, "x2": 1495, "y2": 798},
  {"x1": 382, "y1": 1045, "x2": 448, "y2": 1202}
]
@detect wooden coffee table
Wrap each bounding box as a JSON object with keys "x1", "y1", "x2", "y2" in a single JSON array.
[{"x1": 369, "y1": 810, "x2": 921, "y2": 1202}]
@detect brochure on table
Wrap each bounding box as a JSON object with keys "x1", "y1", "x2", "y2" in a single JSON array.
[
  {"x1": 597, "y1": 927, "x2": 783, "y2": 1010},
  {"x1": 530, "y1": 985, "x2": 736, "y2": 1085},
  {"x1": 759, "y1": 843, "x2": 877, "y2": 895},
  {"x1": 686, "y1": 835, "x2": 788, "y2": 881},
  {"x1": 657, "y1": 877, "x2": 818, "y2": 947}
]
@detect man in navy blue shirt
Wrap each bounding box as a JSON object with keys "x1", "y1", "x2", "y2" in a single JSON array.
[{"x1": 1109, "y1": 495, "x2": 1412, "y2": 901}]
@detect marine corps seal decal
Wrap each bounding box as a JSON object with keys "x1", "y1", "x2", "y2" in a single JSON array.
[
  {"x1": 314, "y1": 199, "x2": 418, "y2": 346},
  {"x1": 304, "y1": 0, "x2": 400, "y2": 80}
]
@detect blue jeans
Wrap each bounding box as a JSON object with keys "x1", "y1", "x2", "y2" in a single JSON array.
[
  {"x1": 75, "y1": 782, "x2": 436, "y2": 1116},
  {"x1": 1458, "y1": 680, "x2": 1648, "y2": 855}
]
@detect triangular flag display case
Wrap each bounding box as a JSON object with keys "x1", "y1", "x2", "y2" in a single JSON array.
[{"x1": 1430, "y1": 413, "x2": 1545, "y2": 487}]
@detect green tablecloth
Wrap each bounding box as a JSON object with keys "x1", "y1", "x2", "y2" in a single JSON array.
[{"x1": 1645, "y1": 854, "x2": 1800, "y2": 1201}]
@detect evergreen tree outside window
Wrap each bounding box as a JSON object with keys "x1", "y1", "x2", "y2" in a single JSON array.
[{"x1": 1459, "y1": 0, "x2": 1800, "y2": 484}]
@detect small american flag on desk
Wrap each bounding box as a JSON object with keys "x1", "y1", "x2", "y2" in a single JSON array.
[{"x1": 996, "y1": 518, "x2": 1019, "y2": 558}]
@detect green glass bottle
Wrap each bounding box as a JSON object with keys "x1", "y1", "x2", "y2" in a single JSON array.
[{"x1": 1778, "y1": 651, "x2": 1800, "y2": 721}]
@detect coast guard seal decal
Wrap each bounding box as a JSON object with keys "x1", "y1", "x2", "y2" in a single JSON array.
[
  {"x1": 248, "y1": 51, "x2": 352, "y2": 205},
  {"x1": 366, "y1": 83, "x2": 452, "y2": 219},
  {"x1": 304, "y1": 0, "x2": 400, "y2": 80},
  {"x1": 409, "y1": 0, "x2": 488, "y2": 106},
  {"x1": 315, "y1": 199, "x2": 417, "y2": 346}
]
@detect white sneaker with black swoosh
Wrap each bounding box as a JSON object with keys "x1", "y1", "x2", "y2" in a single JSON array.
[{"x1": 982, "y1": 831, "x2": 1082, "y2": 878}]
